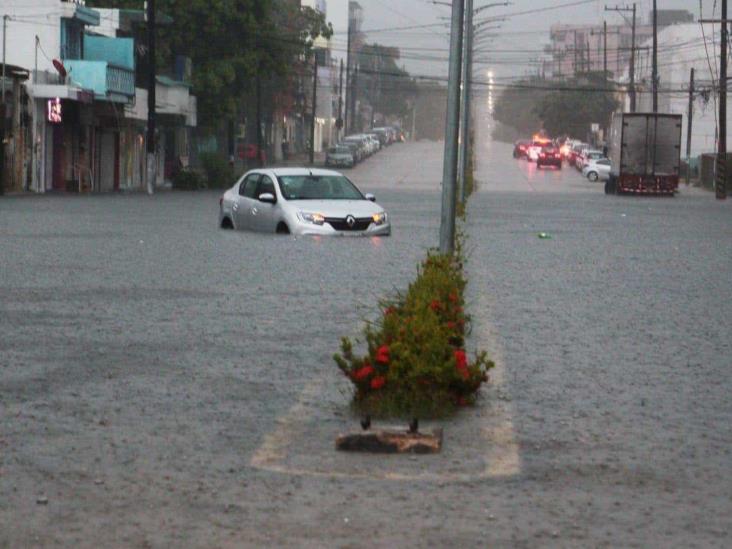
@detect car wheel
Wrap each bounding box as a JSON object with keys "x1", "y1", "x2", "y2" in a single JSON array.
[
  {"x1": 220, "y1": 216, "x2": 234, "y2": 230},
  {"x1": 588, "y1": 171, "x2": 598, "y2": 181},
  {"x1": 276, "y1": 222, "x2": 291, "y2": 235}
]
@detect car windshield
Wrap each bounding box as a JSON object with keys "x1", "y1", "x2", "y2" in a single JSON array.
[
  {"x1": 329, "y1": 147, "x2": 350, "y2": 154},
  {"x1": 278, "y1": 175, "x2": 364, "y2": 200}
]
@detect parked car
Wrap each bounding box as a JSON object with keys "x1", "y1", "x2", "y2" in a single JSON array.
[
  {"x1": 568, "y1": 143, "x2": 586, "y2": 167},
  {"x1": 582, "y1": 158, "x2": 612, "y2": 181},
  {"x1": 339, "y1": 141, "x2": 363, "y2": 163},
  {"x1": 513, "y1": 140, "x2": 531, "y2": 158},
  {"x1": 537, "y1": 145, "x2": 562, "y2": 169},
  {"x1": 219, "y1": 168, "x2": 390, "y2": 236},
  {"x1": 577, "y1": 149, "x2": 605, "y2": 171},
  {"x1": 325, "y1": 145, "x2": 355, "y2": 168}
]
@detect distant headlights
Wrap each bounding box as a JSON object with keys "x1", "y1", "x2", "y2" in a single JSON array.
[
  {"x1": 372, "y1": 212, "x2": 388, "y2": 225},
  {"x1": 298, "y1": 211, "x2": 325, "y2": 225}
]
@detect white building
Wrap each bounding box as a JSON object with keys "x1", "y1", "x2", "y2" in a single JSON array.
[{"x1": 630, "y1": 23, "x2": 730, "y2": 160}]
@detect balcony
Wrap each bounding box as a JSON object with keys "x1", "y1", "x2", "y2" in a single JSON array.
[
  {"x1": 65, "y1": 60, "x2": 135, "y2": 102},
  {"x1": 63, "y1": 35, "x2": 135, "y2": 102}
]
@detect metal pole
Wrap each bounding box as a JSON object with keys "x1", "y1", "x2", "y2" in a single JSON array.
[
  {"x1": 686, "y1": 67, "x2": 694, "y2": 185},
  {"x1": 717, "y1": 0, "x2": 728, "y2": 200},
  {"x1": 439, "y1": 0, "x2": 464, "y2": 255},
  {"x1": 603, "y1": 20, "x2": 608, "y2": 77},
  {"x1": 0, "y1": 15, "x2": 7, "y2": 195},
  {"x1": 146, "y1": 0, "x2": 156, "y2": 195},
  {"x1": 630, "y1": 4, "x2": 636, "y2": 112},
  {"x1": 652, "y1": 0, "x2": 658, "y2": 112},
  {"x1": 309, "y1": 52, "x2": 317, "y2": 165},
  {"x1": 2, "y1": 15, "x2": 7, "y2": 101},
  {"x1": 458, "y1": 0, "x2": 473, "y2": 205},
  {"x1": 351, "y1": 66, "x2": 358, "y2": 132},
  {"x1": 337, "y1": 59, "x2": 343, "y2": 141},
  {"x1": 345, "y1": 16, "x2": 352, "y2": 135}
]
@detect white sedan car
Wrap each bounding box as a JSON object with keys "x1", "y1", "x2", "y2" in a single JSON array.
[
  {"x1": 582, "y1": 158, "x2": 612, "y2": 181},
  {"x1": 219, "y1": 168, "x2": 390, "y2": 236}
]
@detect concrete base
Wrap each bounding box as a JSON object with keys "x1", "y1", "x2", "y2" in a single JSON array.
[{"x1": 336, "y1": 428, "x2": 443, "y2": 454}]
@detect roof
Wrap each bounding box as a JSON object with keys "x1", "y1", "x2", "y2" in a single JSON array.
[{"x1": 257, "y1": 167, "x2": 343, "y2": 177}]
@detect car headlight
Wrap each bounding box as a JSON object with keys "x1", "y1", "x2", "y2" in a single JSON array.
[
  {"x1": 298, "y1": 211, "x2": 325, "y2": 225},
  {"x1": 372, "y1": 212, "x2": 387, "y2": 225}
]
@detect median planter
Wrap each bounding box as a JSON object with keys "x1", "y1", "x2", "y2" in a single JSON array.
[{"x1": 334, "y1": 246, "x2": 494, "y2": 418}]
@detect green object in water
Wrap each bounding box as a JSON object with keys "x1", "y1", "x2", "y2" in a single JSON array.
[{"x1": 538, "y1": 232, "x2": 551, "y2": 239}]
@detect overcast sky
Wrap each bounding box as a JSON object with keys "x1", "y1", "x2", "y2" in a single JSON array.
[{"x1": 328, "y1": 0, "x2": 718, "y2": 80}]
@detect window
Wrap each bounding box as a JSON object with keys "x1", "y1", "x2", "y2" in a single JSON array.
[
  {"x1": 257, "y1": 175, "x2": 276, "y2": 199},
  {"x1": 277, "y1": 175, "x2": 364, "y2": 200},
  {"x1": 239, "y1": 174, "x2": 260, "y2": 198},
  {"x1": 598, "y1": 160, "x2": 611, "y2": 166}
]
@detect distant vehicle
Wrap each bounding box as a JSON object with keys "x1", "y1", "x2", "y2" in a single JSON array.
[
  {"x1": 537, "y1": 145, "x2": 562, "y2": 169},
  {"x1": 568, "y1": 143, "x2": 586, "y2": 167},
  {"x1": 577, "y1": 149, "x2": 605, "y2": 171},
  {"x1": 219, "y1": 168, "x2": 390, "y2": 236},
  {"x1": 605, "y1": 112, "x2": 683, "y2": 195},
  {"x1": 340, "y1": 140, "x2": 363, "y2": 163},
  {"x1": 513, "y1": 140, "x2": 531, "y2": 158},
  {"x1": 582, "y1": 158, "x2": 612, "y2": 181},
  {"x1": 528, "y1": 136, "x2": 552, "y2": 162},
  {"x1": 325, "y1": 146, "x2": 355, "y2": 168}
]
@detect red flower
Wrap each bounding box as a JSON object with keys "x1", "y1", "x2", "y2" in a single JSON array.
[
  {"x1": 457, "y1": 397, "x2": 469, "y2": 406},
  {"x1": 446, "y1": 321, "x2": 457, "y2": 330},
  {"x1": 354, "y1": 365, "x2": 375, "y2": 381},
  {"x1": 375, "y1": 345, "x2": 390, "y2": 364},
  {"x1": 370, "y1": 376, "x2": 386, "y2": 390},
  {"x1": 448, "y1": 292, "x2": 459, "y2": 303},
  {"x1": 430, "y1": 300, "x2": 442, "y2": 312},
  {"x1": 454, "y1": 349, "x2": 468, "y2": 370},
  {"x1": 384, "y1": 306, "x2": 397, "y2": 317}
]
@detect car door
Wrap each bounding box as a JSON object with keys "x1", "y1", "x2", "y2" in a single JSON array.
[
  {"x1": 250, "y1": 174, "x2": 278, "y2": 232},
  {"x1": 234, "y1": 173, "x2": 260, "y2": 230}
]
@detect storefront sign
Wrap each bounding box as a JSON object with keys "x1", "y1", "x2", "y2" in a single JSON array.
[{"x1": 47, "y1": 98, "x2": 62, "y2": 123}]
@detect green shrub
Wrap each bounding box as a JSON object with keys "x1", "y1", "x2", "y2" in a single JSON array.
[
  {"x1": 172, "y1": 168, "x2": 206, "y2": 191},
  {"x1": 199, "y1": 152, "x2": 234, "y2": 189},
  {"x1": 334, "y1": 243, "x2": 494, "y2": 418}
]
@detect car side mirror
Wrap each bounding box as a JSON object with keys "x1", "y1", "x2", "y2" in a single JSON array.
[
  {"x1": 258, "y1": 193, "x2": 276, "y2": 204},
  {"x1": 365, "y1": 193, "x2": 376, "y2": 202}
]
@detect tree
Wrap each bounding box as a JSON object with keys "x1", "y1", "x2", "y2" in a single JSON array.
[
  {"x1": 357, "y1": 43, "x2": 417, "y2": 123},
  {"x1": 491, "y1": 78, "x2": 548, "y2": 140},
  {"x1": 534, "y1": 73, "x2": 619, "y2": 137},
  {"x1": 86, "y1": 0, "x2": 331, "y2": 126}
]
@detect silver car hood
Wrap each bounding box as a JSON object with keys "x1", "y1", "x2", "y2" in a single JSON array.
[{"x1": 285, "y1": 199, "x2": 383, "y2": 217}]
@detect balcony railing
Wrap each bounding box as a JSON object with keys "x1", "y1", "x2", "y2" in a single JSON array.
[{"x1": 65, "y1": 60, "x2": 135, "y2": 101}]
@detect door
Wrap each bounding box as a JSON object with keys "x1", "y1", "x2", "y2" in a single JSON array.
[
  {"x1": 234, "y1": 173, "x2": 260, "y2": 230},
  {"x1": 51, "y1": 125, "x2": 65, "y2": 190},
  {"x1": 250, "y1": 175, "x2": 278, "y2": 232}
]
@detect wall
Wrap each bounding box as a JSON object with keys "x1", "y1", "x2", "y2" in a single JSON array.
[{"x1": 1, "y1": 0, "x2": 61, "y2": 73}]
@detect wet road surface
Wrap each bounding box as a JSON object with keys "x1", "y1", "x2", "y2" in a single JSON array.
[{"x1": 1, "y1": 119, "x2": 731, "y2": 546}]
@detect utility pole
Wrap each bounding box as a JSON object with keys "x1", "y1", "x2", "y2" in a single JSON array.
[
  {"x1": 573, "y1": 30, "x2": 578, "y2": 75},
  {"x1": 350, "y1": 65, "x2": 358, "y2": 132},
  {"x1": 439, "y1": 0, "x2": 464, "y2": 255},
  {"x1": 686, "y1": 67, "x2": 694, "y2": 185},
  {"x1": 603, "y1": 20, "x2": 608, "y2": 77},
  {"x1": 699, "y1": 7, "x2": 731, "y2": 197},
  {"x1": 457, "y1": 0, "x2": 473, "y2": 205},
  {"x1": 1, "y1": 15, "x2": 9, "y2": 195},
  {"x1": 337, "y1": 59, "x2": 344, "y2": 141},
  {"x1": 345, "y1": 15, "x2": 352, "y2": 135},
  {"x1": 145, "y1": 0, "x2": 156, "y2": 195},
  {"x1": 652, "y1": 0, "x2": 658, "y2": 112},
  {"x1": 718, "y1": 0, "x2": 728, "y2": 200},
  {"x1": 605, "y1": 4, "x2": 636, "y2": 111},
  {"x1": 309, "y1": 52, "x2": 317, "y2": 165}
]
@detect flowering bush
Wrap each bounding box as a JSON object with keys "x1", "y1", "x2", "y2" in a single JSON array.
[{"x1": 334, "y1": 248, "x2": 494, "y2": 418}]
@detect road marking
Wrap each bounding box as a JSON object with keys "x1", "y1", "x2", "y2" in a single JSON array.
[{"x1": 250, "y1": 294, "x2": 520, "y2": 482}]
